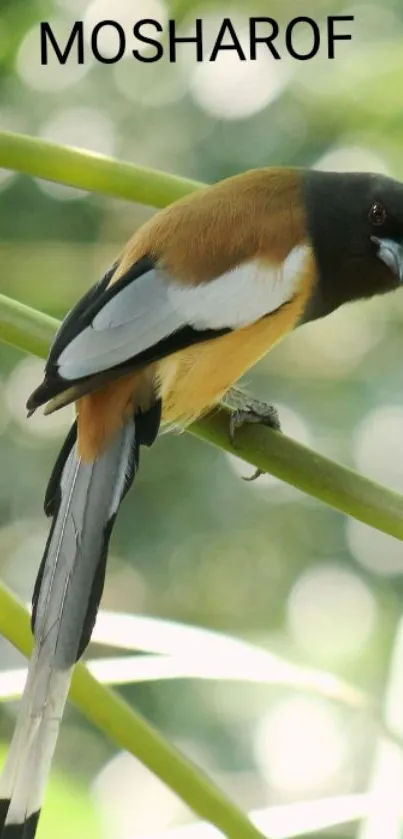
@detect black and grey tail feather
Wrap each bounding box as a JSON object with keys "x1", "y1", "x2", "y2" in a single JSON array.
[{"x1": 0, "y1": 401, "x2": 161, "y2": 838}]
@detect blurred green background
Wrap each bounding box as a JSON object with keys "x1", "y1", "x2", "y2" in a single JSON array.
[{"x1": 1, "y1": 0, "x2": 403, "y2": 837}]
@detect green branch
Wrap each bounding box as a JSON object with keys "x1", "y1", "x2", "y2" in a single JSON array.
[
  {"x1": 192, "y1": 415, "x2": 403, "y2": 540},
  {"x1": 0, "y1": 294, "x2": 57, "y2": 359},
  {"x1": 2, "y1": 291, "x2": 403, "y2": 541},
  {"x1": 0, "y1": 583, "x2": 265, "y2": 839},
  {"x1": 0, "y1": 131, "x2": 202, "y2": 208}
]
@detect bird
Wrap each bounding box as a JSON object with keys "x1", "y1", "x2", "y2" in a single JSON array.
[{"x1": 1, "y1": 165, "x2": 403, "y2": 838}]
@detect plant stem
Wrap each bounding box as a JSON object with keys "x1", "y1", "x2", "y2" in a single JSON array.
[
  {"x1": 0, "y1": 584, "x2": 266, "y2": 839},
  {"x1": 191, "y1": 412, "x2": 403, "y2": 541},
  {"x1": 1, "y1": 292, "x2": 403, "y2": 540},
  {"x1": 0, "y1": 131, "x2": 202, "y2": 208},
  {"x1": 0, "y1": 293, "x2": 58, "y2": 358}
]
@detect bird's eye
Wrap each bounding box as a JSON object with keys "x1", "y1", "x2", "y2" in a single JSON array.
[{"x1": 368, "y1": 201, "x2": 387, "y2": 226}]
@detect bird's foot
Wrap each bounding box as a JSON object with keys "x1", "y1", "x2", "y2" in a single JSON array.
[{"x1": 222, "y1": 389, "x2": 281, "y2": 481}]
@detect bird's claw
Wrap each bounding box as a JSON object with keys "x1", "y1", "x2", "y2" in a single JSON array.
[
  {"x1": 229, "y1": 402, "x2": 281, "y2": 445},
  {"x1": 228, "y1": 398, "x2": 281, "y2": 482},
  {"x1": 242, "y1": 467, "x2": 265, "y2": 482}
]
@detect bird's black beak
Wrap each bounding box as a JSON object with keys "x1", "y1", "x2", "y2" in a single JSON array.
[{"x1": 371, "y1": 236, "x2": 403, "y2": 283}]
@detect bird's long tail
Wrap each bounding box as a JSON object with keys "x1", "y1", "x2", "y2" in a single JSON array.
[{"x1": 0, "y1": 402, "x2": 160, "y2": 838}]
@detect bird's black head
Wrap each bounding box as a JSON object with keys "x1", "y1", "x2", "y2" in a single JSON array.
[{"x1": 302, "y1": 169, "x2": 403, "y2": 323}]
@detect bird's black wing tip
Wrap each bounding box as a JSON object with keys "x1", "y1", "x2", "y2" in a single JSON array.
[
  {"x1": 135, "y1": 400, "x2": 162, "y2": 448},
  {"x1": 0, "y1": 811, "x2": 40, "y2": 839},
  {"x1": 26, "y1": 380, "x2": 50, "y2": 413},
  {"x1": 26, "y1": 372, "x2": 67, "y2": 414},
  {"x1": 0, "y1": 799, "x2": 9, "y2": 831}
]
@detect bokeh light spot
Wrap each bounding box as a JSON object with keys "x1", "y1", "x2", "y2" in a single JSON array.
[
  {"x1": 2, "y1": 521, "x2": 49, "y2": 597},
  {"x1": 94, "y1": 751, "x2": 186, "y2": 837},
  {"x1": 5, "y1": 358, "x2": 72, "y2": 438},
  {"x1": 40, "y1": 107, "x2": 117, "y2": 157},
  {"x1": 0, "y1": 377, "x2": 10, "y2": 435},
  {"x1": 85, "y1": 0, "x2": 167, "y2": 58},
  {"x1": 353, "y1": 406, "x2": 403, "y2": 493},
  {"x1": 347, "y1": 519, "x2": 403, "y2": 576},
  {"x1": 35, "y1": 107, "x2": 117, "y2": 201},
  {"x1": 17, "y1": 22, "x2": 89, "y2": 91},
  {"x1": 287, "y1": 564, "x2": 377, "y2": 661},
  {"x1": 254, "y1": 697, "x2": 347, "y2": 794},
  {"x1": 315, "y1": 145, "x2": 390, "y2": 174},
  {"x1": 189, "y1": 13, "x2": 290, "y2": 120},
  {"x1": 285, "y1": 300, "x2": 387, "y2": 378},
  {"x1": 114, "y1": 58, "x2": 187, "y2": 107}
]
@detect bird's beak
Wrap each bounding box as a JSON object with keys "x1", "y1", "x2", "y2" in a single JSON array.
[{"x1": 371, "y1": 236, "x2": 403, "y2": 283}]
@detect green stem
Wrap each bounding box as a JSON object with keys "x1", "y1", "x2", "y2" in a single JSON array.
[
  {"x1": 0, "y1": 131, "x2": 202, "y2": 208},
  {"x1": 0, "y1": 293, "x2": 58, "y2": 358},
  {"x1": 2, "y1": 291, "x2": 403, "y2": 541},
  {"x1": 0, "y1": 583, "x2": 265, "y2": 839},
  {"x1": 191, "y1": 413, "x2": 403, "y2": 541}
]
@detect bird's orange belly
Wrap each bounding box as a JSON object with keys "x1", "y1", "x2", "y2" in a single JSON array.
[{"x1": 159, "y1": 280, "x2": 311, "y2": 425}]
